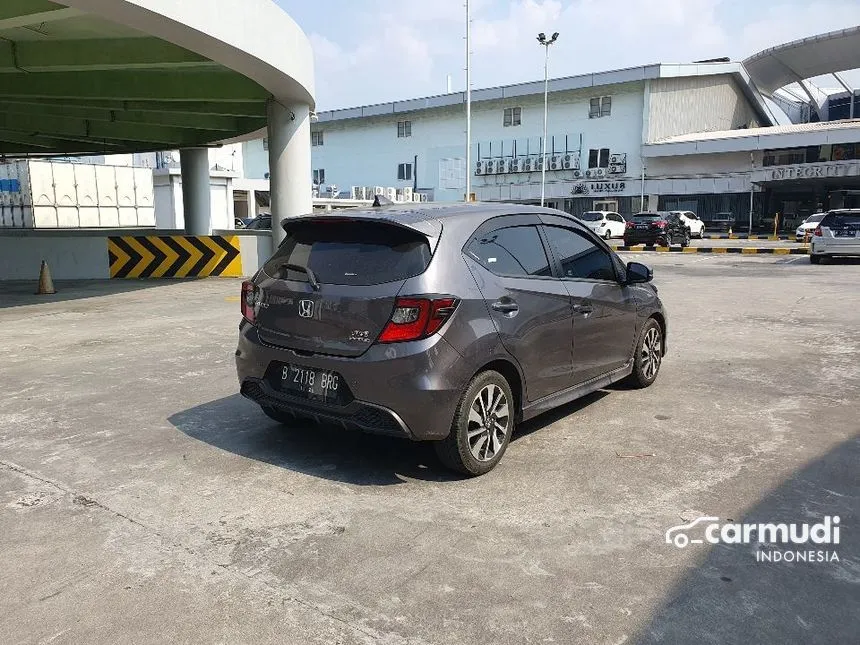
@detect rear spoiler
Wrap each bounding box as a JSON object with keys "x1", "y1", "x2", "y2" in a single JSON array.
[{"x1": 279, "y1": 211, "x2": 443, "y2": 253}]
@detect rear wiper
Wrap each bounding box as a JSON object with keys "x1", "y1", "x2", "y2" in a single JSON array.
[{"x1": 278, "y1": 263, "x2": 321, "y2": 291}]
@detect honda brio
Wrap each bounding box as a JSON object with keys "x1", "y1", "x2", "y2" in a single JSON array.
[{"x1": 236, "y1": 203, "x2": 667, "y2": 475}]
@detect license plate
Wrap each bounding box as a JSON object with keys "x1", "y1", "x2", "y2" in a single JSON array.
[
  {"x1": 636, "y1": 225, "x2": 649, "y2": 229},
  {"x1": 835, "y1": 229, "x2": 858, "y2": 238},
  {"x1": 274, "y1": 364, "x2": 347, "y2": 404}
]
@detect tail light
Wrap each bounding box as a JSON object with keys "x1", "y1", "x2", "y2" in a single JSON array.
[
  {"x1": 814, "y1": 226, "x2": 823, "y2": 237},
  {"x1": 626, "y1": 221, "x2": 636, "y2": 228},
  {"x1": 652, "y1": 220, "x2": 667, "y2": 228},
  {"x1": 378, "y1": 297, "x2": 459, "y2": 343},
  {"x1": 241, "y1": 280, "x2": 258, "y2": 323}
]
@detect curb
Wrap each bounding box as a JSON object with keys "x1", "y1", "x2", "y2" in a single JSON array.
[{"x1": 616, "y1": 246, "x2": 809, "y2": 254}]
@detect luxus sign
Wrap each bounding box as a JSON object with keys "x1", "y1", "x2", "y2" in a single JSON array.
[
  {"x1": 765, "y1": 161, "x2": 860, "y2": 182},
  {"x1": 571, "y1": 181, "x2": 627, "y2": 196}
]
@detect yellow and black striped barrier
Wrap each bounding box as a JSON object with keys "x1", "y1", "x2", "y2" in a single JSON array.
[
  {"x1": 616, "y1": 246, "x2": 808, "y2": 255},
  {"x1": 703, "y1": 234, "x2": 791, "y2": 240},
  {"x1": 108, "y1": 235, "x2": 242, "y2": 278}
]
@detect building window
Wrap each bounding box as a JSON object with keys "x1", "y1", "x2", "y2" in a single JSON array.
[
  {"x1": 589, "y1": 96, "x2": 611, "y2": 118},
  {"x1": 262, "y1": 138, "x2": 268, "y2": 151},
  {"x1": 311, "y1": 131, "x2": 324, "y2": 146},
  {"x1": 587, "y1": 148, "x2": 611, "y2": 169},
  {"x1": 503, "y1": 107, "x2": 522, "y2": 127},
  {"x1": 397, "y1": 162, "x2": 413, "y2": 181},
  {"x1": 397, "y1": 120, "x2": 412, "y2": 138},
  {"x1": 313, "y1": 169, "x2": 325, "y2": 184}
]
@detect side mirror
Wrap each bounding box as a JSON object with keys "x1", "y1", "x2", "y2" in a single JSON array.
[{"x1": 626, "y1": 261, "x2": 653, "y2": 284}]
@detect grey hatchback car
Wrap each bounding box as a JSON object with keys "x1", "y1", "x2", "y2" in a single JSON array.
[{"x1": 236, "y1": 203, "x2": 667, "y2": 475}]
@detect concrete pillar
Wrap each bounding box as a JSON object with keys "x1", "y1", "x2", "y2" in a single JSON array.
[
  {"x1": 267, "y1": 99, "x2": 312, "y2": 247},
  {"x1": 180, "y1": 148, "x2": 212, "y2": 235},
  {"x1": 248, "y1": 189, "x2": 257, "y2": 220}
]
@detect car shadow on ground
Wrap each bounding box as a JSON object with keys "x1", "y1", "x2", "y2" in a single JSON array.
[
  {"x1": 169, "y1": 390, "x2": 609, "y2": 485},
  {"x1": 633, "y1": 435, "x2": 859, "y2": 644},
  {"x1": 0, "y1": 279, "x2": 186, "y2": 309}
]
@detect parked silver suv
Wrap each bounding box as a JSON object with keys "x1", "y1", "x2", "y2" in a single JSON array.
[{"x1": 236, "y1": 203, "x2": 667, "y2": 475}]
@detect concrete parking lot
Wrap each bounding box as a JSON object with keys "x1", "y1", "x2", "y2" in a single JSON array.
[{"x1": 1, "y1": 254, "x2": 858, "y2": 645}]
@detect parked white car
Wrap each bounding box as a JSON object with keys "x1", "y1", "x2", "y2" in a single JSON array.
[
  {"x1": 795, "y1": 213, "x2": 827, "y2": 241},
  {"x1": 580, "y1": 211, "x2": 627, "y2": 239},
  {"x1": 671, "y1": 211, "x2": 706, "y2": 238},
  {"x1": 810, "y1": 209, "x2": 860, "y2": 263}
]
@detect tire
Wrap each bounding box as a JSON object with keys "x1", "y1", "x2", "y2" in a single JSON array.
[
  {"x1": 624, "y1": 318, "x2": 663, "y2": 389},
  {"x1": 645, "y1": 242, "x2": 654, "y2": 248},
  {"x1": 809, "y1": 254, "x2": 822, "y2": 264},
  {"x1": 261, "y1": 405, "x2": 295, "y2": 424},
  {"x1": 604, "y1": 229, "x2": 612, "y2": 240},
  {"x1": 434, "y1": 370, "x2": 514, "y2": 476},
  {"x1": 698, "y1": 228, "x2": 705, "y2": 239},
  {"x1": 682, "y1": 231, "x2": 691, "y2": 248}
]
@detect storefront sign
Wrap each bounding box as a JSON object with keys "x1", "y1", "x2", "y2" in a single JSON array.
[
  {"x1": 767, "y1": 162, "x2": 860, "y2": 182},
  {"x1": 571, "y1": 181, "x2": 627, "y2": 196}
]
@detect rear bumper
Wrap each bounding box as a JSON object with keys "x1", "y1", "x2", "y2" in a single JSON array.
[
  {"x1": 810, "y1": 239, "x2": 860, "y2": 256},
  {"x1": 235, "y1": 321, "x2": 473, "y2": 440},
  {"x1": 624, "y1": 233, "x2": 665, "y2": 245}
]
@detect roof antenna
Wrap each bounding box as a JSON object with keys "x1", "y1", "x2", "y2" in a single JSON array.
[{"x1": 373, "y1": 194, "x2": 393, "y2": 207}]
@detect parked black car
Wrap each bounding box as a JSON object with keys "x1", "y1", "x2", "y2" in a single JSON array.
[{"x1": 623, "y1": 212, "x2": 690, "y2": 247}]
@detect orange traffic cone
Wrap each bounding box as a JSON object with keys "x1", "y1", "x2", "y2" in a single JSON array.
[{"x1": 35, "y1": 260, "x2": 56, "y2": 295}]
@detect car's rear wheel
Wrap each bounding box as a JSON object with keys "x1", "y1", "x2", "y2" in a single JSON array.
[
  {"x1": 434, "y1": 370, "x2": 514, "y2": 476},
  {"x1": 604, "y1": 229, "x2": 612, "y2": 240},
  {"x1": 624, "y1": 318, "x2": 663, "y2": 388},
  {"x1": 682, "y1": 231, "x2": 691, "y2": 247},
  {"x1": 810, "y1": 254, "x2": 822, "y2": 264}
]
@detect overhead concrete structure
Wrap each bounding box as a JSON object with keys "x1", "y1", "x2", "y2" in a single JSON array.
[
  {"x1": 0, "y1": 0, "x2": 315, "y2": 239},
  {"x1": 743, "y1": 26, "x2": 860, "y2": 95}
]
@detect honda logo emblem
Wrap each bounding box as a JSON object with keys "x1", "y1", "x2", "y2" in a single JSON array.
[{"x1": 298, "y1": 299, "x2": 314, "y2": 318}]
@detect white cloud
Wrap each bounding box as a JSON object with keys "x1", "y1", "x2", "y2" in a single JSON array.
[{"x1": 302, "y1": 0, "x2": 860, "y2": 109}]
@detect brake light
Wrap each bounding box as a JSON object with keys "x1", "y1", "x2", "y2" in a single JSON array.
[
  {"x1": 652, "y1": 220, "x2": 667, "y2": 228},
  {"x1": 378, "y1": 297, "x2": 459, "y2": 343},
  {"x1": 241, "y1": 280, "x2": 257, "y2": 324},
  {"x1": 626, "y1": 221, "x2": 636, "y2": 228},
  {"x1": 814, "y1": 226, "x2": 823, "y2": 237}
]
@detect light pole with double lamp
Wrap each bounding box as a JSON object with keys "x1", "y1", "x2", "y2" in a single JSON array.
[{"x1": 537, "y1": 31, "x2": 558, "y2": 207}]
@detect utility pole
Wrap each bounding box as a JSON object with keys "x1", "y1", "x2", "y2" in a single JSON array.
[
  {"x1": 537, "y1": 32, "x2": 558, "y2": 207},
  {"x1": 464, "y1": 0, "x2": 472, "y2": 203}
]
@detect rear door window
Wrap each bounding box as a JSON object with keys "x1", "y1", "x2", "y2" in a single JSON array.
[
  {"x1": 465, "y1": 226, "x2": 552, "y2": 277},
  {"x1": 823, "y1": 213, "x2": 860, "y2": 229},
  {"x1": 264, "y1": 220, "x2": 432, "y2": 286},
  {"x1": 542, "y1": 225, "x2": 617, "y2": 281}
]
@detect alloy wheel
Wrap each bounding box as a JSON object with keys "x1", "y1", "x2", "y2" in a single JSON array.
[
  {"x1": 640, "y1": 327, "x2": 662, "y2": 380},
  {"x1": 467, "y1": 383, "x2": 510, "y2": 462}
]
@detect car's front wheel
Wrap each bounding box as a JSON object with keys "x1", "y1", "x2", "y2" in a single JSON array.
[
  {"x1": 624, "y1": 318, "x2": 663, "y2": 388},
  {"x1": 434, "y1": 370, "x2": 514, "y2": 476}
]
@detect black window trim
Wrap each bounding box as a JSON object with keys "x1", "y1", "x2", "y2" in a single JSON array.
[
  {"x1": 538, "y1": 214, "x2": 622, "y2": 283},
  {"x1": 462, "y1": 214, "x2": 556, "y2": 281}
]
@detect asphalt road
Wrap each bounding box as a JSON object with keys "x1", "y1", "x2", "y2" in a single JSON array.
[{"x1": 1, "y1": 254, "x2": 858, "y2": 645}]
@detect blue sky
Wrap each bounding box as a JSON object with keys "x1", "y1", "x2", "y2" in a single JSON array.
[{"x1": 275, "y1": 0, "x2": 860, "y2": 110}]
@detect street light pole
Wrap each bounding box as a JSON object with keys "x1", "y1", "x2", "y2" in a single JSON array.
[
  {"x1": 537, "y1": 32, "x2": 558, "y2": 207},
  {"x1": 465, "y1": 0, "x2": 472, "y2": 203}
]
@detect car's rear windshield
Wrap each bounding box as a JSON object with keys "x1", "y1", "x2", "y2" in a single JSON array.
[
  {"x1": 822, "y1": 212, "x2": 860, "y2": 228},
  {"x1": 580, "y1": 212, "x2": 604, "y2": 222},
  {"x1": 805, "y1": 213, "x2": 826, "y2": 223},
  {"x1": 264, "y1": 220, "x2": 432, "y2": 286},
  {"x1": 632, "y1": 213, "x2": 662, "y2": 221}
]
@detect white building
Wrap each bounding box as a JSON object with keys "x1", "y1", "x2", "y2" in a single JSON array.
[
  {"x1": 243, "y1": 62, "x2": 770, "y2": 218},
  {"x1": 241, "y1": 27, "x2": 860, "y2": 231}
]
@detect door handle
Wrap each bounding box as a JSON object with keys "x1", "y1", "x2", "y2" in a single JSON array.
[
  {"x1": 492, "y1": 300, "x2": 519, "y2": 313},
  {"x1": 572, "y1": 303, "x2": 594, "y2": 315}
]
